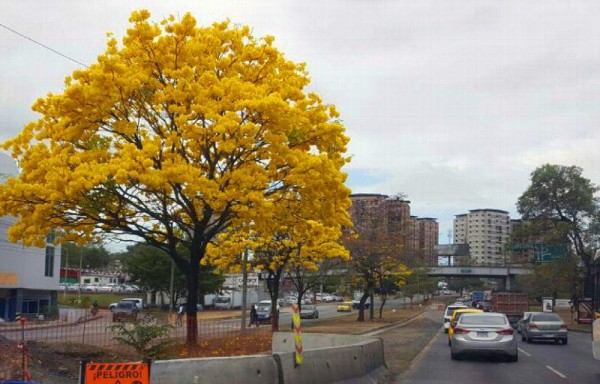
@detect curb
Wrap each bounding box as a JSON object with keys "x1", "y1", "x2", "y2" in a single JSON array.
[{"x1": 358, "y1": 310, "x2": 427, "y2": 337}]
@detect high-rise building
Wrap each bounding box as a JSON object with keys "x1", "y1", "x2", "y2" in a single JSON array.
[
  {"x1": 453, "y1": 209, "x2": 510, "y2": 265},
  {"x1": 349, "y1": 193, "x2": 438, "y2": 266}
]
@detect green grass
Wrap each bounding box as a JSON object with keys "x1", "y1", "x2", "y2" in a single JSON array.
[{"x1": 58, "y1": 292, "x2": 145, "y2": 308}]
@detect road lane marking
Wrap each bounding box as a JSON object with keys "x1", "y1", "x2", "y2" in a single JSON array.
[
  {"x1": 517, "y1": 348, "x2": 531, "y2": 357},
  {"x1": 546, "y1": 365, "x2": 567, "y2": 379}
]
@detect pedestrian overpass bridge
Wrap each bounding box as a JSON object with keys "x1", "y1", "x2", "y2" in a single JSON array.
[{"x1": 425, "y1": 265, "x2": 530, "y2": 290}]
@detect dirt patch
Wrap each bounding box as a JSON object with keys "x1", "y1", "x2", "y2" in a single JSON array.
[
  {"x1": 172, "y1": 330, "x2": 273, "y2": 358},
  {"x1": 0, "y1": 336, "x2": 135, "y2": 383}
]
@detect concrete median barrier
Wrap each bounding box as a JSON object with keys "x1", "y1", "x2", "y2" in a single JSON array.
[
  {"x1": 150, "y1": 332, "x2": 386, "y2": 384},
  {"x1": 150, "y1": 355, "x2": 279, "y2": 384},
  {"x1": 274, "y1": 337, "x2": 386, "y2": 384}
]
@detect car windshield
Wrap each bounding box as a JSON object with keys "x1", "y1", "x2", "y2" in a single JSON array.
[
  {"x1": 257, "y1": 305, "x2": 270, "y2": 312},
  {"x1": 446, "y1": 306, "x2": 466, "y2": 316},
  {"x1": 117, "y1": 302, "x2": 134, "y2": 309},
  {"x1": 531, "y1": 313, "x2": 562, "y2": 321},
  {"x1": 303, "y1": 305, "x2": 315, "y2": 310},
  {"x1": 459, "y1": 314, "x2": 507, "y2": 325}
]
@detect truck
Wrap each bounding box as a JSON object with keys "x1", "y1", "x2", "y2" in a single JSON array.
[
  {"x1": 471, "y1": 291, "x2": 485, "y2": 303},
  {"x1": 214, "y1": 289, "x2": 258, "y2": 310},
  {"x1": 490, "y1": 292, "x2": 529, "y2": 326}
]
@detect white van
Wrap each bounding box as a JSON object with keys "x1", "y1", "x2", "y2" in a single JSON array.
[{"x1": 443, "y1": 303, "x2": 468, "y2": 333}]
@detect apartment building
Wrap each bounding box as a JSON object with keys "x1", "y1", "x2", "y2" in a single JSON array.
[
  {"x1": 453, "y1": 209, "x2": 510, "y2": 265},
  {"x1": 349, "y1": 193, "x2": 438, "y2": 266},
  {"x1": 0, "y1": 153, "x2": 60, "y2": 321}
]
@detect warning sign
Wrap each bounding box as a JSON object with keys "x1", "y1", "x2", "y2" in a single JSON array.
[{"x1": 84, "y1": 362, "x2": 149, "y2": 384}]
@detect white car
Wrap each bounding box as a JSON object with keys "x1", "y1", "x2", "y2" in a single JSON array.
[
  {"x1": 109, "y1": 298, "x2": 146, "y2": 311},
  {"x1": 322, "y1": 294, "x2": 335, "y2": 303},
  {"x1": 258, "y1": 300, "x2": 280, "y2": 312},
  {"x1": 443, "y1": 303, "x2": 468, "y2": 333}
]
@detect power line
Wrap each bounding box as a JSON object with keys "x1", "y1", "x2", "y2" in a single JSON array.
[{"x1": 0, "y1": 22, "x2": 89, "y2": 68}]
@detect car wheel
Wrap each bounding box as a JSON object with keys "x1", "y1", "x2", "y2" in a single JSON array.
[
  {"x1": 562, "y1": 338, "x2": 568, "y2": 345},
  {"x1": 450, "y1": 351, "x2": 460, "y2": 361},
  {"x1": 508, "y1": 351, "x2": 518, "y2": 362}
]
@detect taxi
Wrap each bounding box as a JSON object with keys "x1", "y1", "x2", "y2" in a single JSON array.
[
  {"x1": 337, "y1": 301, "x2": 353, "y2": 312},
  {"x1": 448, "y1": 308, "x2": 483, "y2": 346}
]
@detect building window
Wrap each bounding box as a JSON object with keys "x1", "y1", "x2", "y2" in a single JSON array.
[{"x1": 45, "y1": 246, "x2": 55, "y2": 277}]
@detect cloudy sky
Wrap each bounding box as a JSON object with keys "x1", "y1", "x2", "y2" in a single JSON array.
[{"x1": 2, "y1": 0, "x2": 600, "y2": 243}]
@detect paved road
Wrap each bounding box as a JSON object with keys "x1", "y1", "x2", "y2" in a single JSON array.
[{"x1": 398, "y1": 318, "x2": 600, "y2": 384}]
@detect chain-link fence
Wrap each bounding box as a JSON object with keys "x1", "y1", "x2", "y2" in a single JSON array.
[{"x1": 0, "y1": 309, "x2": 271, "y2": 350}]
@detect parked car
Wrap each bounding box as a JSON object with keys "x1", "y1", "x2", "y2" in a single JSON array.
[
  {"x1": 98, "y1": 284, "x2": 116, "y2": 293},
  {"x1": 81, "y1": 284, "x2": 98, "y2": 292},
  {"x1": 111, "y1": 301, "x2": 139, "y2": 322},
  {"x1": 67, "y1": 283, "x2": 80, "y2": 292},
  {"x1": 323, "y1": 295, "x2": 335, "y2": 303},
  {"x1": 258, "y1": 299, "x2": 280, "y2": 311},
  {"x1": 521, "y1": 312, "x2": 568, "y2": 344},
  {"x1": 284, "y1": 296, "x2": 298, "y2": 305},
  {"x1": 450, "y1": 312, "x2": 518, "y2": 362},
  {"x1": 516, "y1": 311, "x2": 536, "y2": 334},
  {"x1": 448, "y1": 308, "x2": 483, "y2": 346},
  {"x1": 255, "y1": 302, "x2": 275, "y2": 324},
  {"x1": 443, "y1": 303, "x2": 468, "y2": 333},
  {"x1": 300, "y1": 305, "x2": 319, "y2": 319},
  {"x1": 337, "y1": 301, "x2": 353, "y2": 312},
  {"x1": 109, "y1": 298, "x2": 146, "y2": 312}
]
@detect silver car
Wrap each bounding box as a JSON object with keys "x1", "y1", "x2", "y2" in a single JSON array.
[
  {"x1": 300, "y1": 305, "x2": 319, "y2": 319},
  {"x1": 451, "y1": 312, "x2": 518, "y2": 362},
  {"x1": 517, "y1": 311, "x2": 535, "y2": 334},
  {"x1": 521, "y1": 312, "x2": 568, "y2": 344}
]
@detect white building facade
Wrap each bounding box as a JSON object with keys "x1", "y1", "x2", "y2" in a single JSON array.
[
  {"x1": 453, "y1": 209, "x2": 510, "y2": 265},
  {"x1": 0, "y1": 153, "x2": 61, "y2": 320}
]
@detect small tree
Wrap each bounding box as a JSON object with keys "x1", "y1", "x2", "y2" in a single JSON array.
[
  {"x1": 288, "y1": 257, "x2": 346, "y2": 310},
  {"x1": 108, "y1": 317, "x2": 175, "y2": 359},
  {"x1": 517, "y1": 164, "x2": 600, "y2": 296}
]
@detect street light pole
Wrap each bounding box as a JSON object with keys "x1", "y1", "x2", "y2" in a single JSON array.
[
  {"x1": 78, "y1": 247, "x2": 83, "y2": 300},
  {"x1": 63, "y1": 248, "x2": 69, "y2": 300},
  {"x1": 241, "y1": 249, "x2": 248, "y2": 333}
]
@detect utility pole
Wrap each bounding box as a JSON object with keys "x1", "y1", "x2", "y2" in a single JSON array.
[
  {"x1": 78, "y1": 247, "x2": 83, "y2": 300},
  {"x1": 63, "y1": 248, "x2": 69, "y2": 300}
]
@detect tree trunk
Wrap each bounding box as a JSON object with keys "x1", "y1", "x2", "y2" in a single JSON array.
[
  {"x1": 369, "y1": 292, "x2": 374, "y2": 321},
  {"x1": 267, "y1": 268, "x2": 284, "y2": 332},
  {"x1": 356, "y1": 293, "x2": 369, "y2": 322},
  {"x1": 185, "y1": 255, "x2": 200, "y2": 346},
  {"x1": 379, "y1": 295, "x2": 386, "y2": 319}
]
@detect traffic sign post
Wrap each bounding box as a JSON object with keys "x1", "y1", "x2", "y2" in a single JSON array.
[{"x1": 80, "y1": 360, "x2": 150, "y2": 384}]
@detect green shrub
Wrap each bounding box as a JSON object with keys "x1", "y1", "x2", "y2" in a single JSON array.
[{"x1": 108, "y1": 316, "x2": 175, "y2": 359}]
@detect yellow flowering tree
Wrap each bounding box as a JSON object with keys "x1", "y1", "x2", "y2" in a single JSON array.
[
  {"x1": 0, "y1": 10, "x2": 350, "y2": 345},
  {"x1": 209, "y1": 179, "x2": 352, "y2": 331}
]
